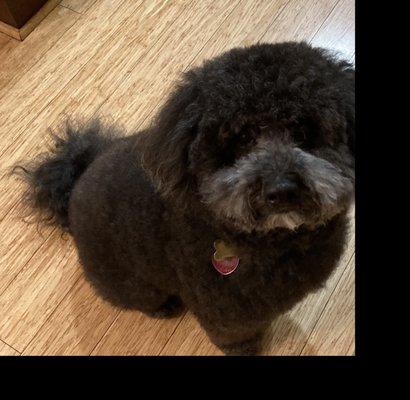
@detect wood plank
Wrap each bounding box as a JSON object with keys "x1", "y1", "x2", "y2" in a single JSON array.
[
  {"x1": 0, "y1": 230, "x2": 80, "y2": 351},
  {"x1": 0, "y1": 0, "x2": 142, "y2": 156},
  {"x1": 300, "y1": 255, "x2": 355, "y2": 355},
  {"x1": 191, "y1": 0, "x2": 290, "y2": 65},
  {"x1": 120, "y1": 0, "x2": 342, "y2": 135},
  {"x1": 61, "y1": 0, "x2": 97, "y2": 14},
  {"x1": 160, "y1": 313, "x2": 222, "y2": 355},
  {"x1": 347, "y1": 334, "x2": 355, "y2": 355},
  {"x1": 0, "y1": 170, "x2": 34, "y2": 221},
  {"x1": 0, "y1": 202, "x2": 55, "y2": 294},
  {"x1": 0, "y1": 0, "x2": 231, "y2": 218},
  {"x1": 0, "y1": 19, "x2": 20, "y2": 40},
  {"x1": 91, "y1": 309, "x2": 183, "y2": 355},
  {"x1": 0, "y1": 30, "x2": 12, "y2": 51},
  {"x1": 23, "y1": 276, "x2": 119, "y2": 355},
  {"x1": 0, "y1": 6, "x2": 80, "y2": 94},
  {"x1": 94, "y1": 0, "x2": 241, "y2": 127},
  {"x1": 0, "y1": 28, "x2": 19, "y2": 64},
  {"x1": 0, "y1": 0, "x2": 154, "y2": 221},
  {"x1": 0, "y1": 339, "x2": 19, "y2": 355},
  {"x1": 310, "y1": 0, "x2": 355, "y2": 60},
  {"x1": 0, "y1": 0, "x2": 185, "y2": 221},
  {"x1": 260, "y1": 0, "x2": 339, "y2": 43},
  {"x1": 19, "y1": 0, "x2": 62, "y2": 41},
  {"x1": 0, "y1": 0, "x2": 185, "y2": 151}
]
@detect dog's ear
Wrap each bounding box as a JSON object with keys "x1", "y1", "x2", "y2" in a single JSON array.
[{"x1": 140, "y1": 77, "x2": 201, "y2": 199}]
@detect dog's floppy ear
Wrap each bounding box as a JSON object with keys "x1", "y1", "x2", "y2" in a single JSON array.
[{"x1": 141, "y1": 76, "x2": 201, "y2": 199}]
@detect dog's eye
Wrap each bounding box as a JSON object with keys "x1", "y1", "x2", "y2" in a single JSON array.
[
  {"x1": 237, "y1": 124, "x2": 260, "y2": 145},
  {"x1": 292, "y1": 130, "x2": 313, "y2": 149},
  {"x1": 293, "y1": 129, "x2": 321, "y2": 150},
  {"x1": 216, "y1": 124, "x2": 260, "y2": 167},
  {"x1": 293, "y1": 131, "x2": 307, "y2": 145},
  {"x1": 239, "y1": 131, "x2": 250, "y2": 143}
]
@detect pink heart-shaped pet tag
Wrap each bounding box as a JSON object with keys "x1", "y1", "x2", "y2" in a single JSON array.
[{"x1": 212, "y1": 256, "x2": 239, "y2": 275}]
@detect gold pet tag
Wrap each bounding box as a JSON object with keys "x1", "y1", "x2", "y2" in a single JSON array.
[{"x1": 213, "y1": 240, "x2": 238, "y2": 261}]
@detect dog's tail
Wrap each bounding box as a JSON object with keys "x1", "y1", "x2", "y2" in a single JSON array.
[{"x1": 14, "y1": 120, "x2": 115, "y2": 231}]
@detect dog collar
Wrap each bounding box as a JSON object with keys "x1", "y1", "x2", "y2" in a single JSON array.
[{"x1": 212, "y1": 240, "x2": 239, "y2": 275}]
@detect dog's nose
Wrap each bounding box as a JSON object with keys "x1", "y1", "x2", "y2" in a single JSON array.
[{"x1": 265, "y1": 178, "x2": 299, "y2": 205}]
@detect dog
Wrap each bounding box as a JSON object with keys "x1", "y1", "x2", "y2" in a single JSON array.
[{"x1": 17, "y1": 42, "x2": 355, "y2": 355}]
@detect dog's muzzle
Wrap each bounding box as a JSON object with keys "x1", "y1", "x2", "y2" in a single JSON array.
[{"x1": 200, "y1": 140, "x2": 353, "y2": 232}]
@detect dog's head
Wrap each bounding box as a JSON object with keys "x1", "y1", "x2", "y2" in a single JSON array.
[{"x1": 141, "y1": 42, "x2": 355, "y2": 233}]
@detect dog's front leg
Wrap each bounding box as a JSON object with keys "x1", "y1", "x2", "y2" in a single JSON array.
[{"x1": 196, "y1": 315, "x2": 270, "y2": 356}]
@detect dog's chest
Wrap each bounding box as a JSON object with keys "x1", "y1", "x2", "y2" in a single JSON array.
[
  {"x1": 169, "y1": 221, "x2": 298, "y2": 299},
  {"x1": 166, "y1": 213, "x2": 343, "y2": 321}
]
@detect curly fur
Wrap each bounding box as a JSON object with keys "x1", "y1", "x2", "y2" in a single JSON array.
[
  {"x1": 15, "y1": 120, "x2": 116, "y2": 229},
  {"x1": 17, "y1": 42, "x2": 355, "y2": 355}
]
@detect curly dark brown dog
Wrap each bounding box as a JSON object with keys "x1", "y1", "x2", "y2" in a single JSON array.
[{"x1": 17, "y1": 42, "x2": 355, "y2": 355}]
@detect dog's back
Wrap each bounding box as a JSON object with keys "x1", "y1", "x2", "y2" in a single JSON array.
[{"x1": 68, "y1": 133, "x2": 180, "y2": 308}]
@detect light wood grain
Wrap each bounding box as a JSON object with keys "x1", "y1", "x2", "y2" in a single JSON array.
[
  {"x1": 19, "y1": 0, "x2": 62, "y2": 41},
  {"x1": 310, "y1": 0, "x2": 355, "y2": 60},
  {"x1": 94, "y1": 0, "x2": 241, "y2": 127},
  {"x1": 0, "y1": 0, "x2": 355, "y2": 355},
  {"x1": 138, "y1": 0, "x2": 291, "y2": 126},
  {"x1": 0, "y1": 20, "x2": 21, "y2": 41},
  {"x1": 23, "y1": 276, "x2": 119, "y2": 355},
  {"x1": 61, "y1": 0, "x2": 97, "y2": 14},
  {"x1": 0, "y1": 339, "x2": 19, "y2": 355},
  {"x1": 191, "y1": 0, "x2": 290, "y2": 64},
  {"x1": 264, "y1": 235, "x2": 354, "y2": 355},
  {"x1": 0, "y1": 203, "x2": 55, "y2": 294},
  {"x1": 300, "y1": 255, "x2": 355, "y2": 355},
  {"x1": 0, "y1": 0, "x2": 185, "y2": 221},
  {"x1": 120, "y1": 0, "x2": 343, "y2": 138},
  {"x1": 0, "y1": 6, "x2": 80, "y2": 95},
  {"x1": 0, "y1": 0, "x2": 141, "y2": 156},
  {"x1": 160, "y1": 313, "x2": 222, "y2": 355},
  {"x1": 0, "y1": 231, "x2": 80, "y2": 351},
  {"x1": 91, "y1": 310, "x2": 182, "y2": 355},
  {"x1": 261, "y1": 0, "x2": 339, "y2": 43},
  {"x1": 0, "y1": 31, "x2": 14, "y2": 52}
]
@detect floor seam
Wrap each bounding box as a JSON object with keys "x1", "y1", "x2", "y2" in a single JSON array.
[
  {"x1": 298, "y1": 250, "x2": 355, "y2": 355},
  {"x1": 157, "y1": 311, "x2": 188, "y2": 355},
  {"x1": 88, "y1": 310, "x2": 122, "y2": 355},
  {"x1": 0, "y1": 0, "x2": 138, "y2": 159},
  {"x1": 0, "y1": 338, "x2": 21, "y2": 354},
  {"x1": 58, "y1": 4, "x2": 82, "y2": 15},
  {"x1": 20, "y1": 270, "x2": 82, "y2": 355}
]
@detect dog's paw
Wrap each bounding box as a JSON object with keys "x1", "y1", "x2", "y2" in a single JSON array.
[
  {"x1": 220, "y1": 337, "x2": 263, "y2": 356},
  {"x1": 146, "y1": 295, "x2": 185, "y2": 319}
]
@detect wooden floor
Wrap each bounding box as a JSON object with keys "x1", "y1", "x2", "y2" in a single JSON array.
[{"x1": 0, "y1": 0, "x2": 355, "y2": 356}]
